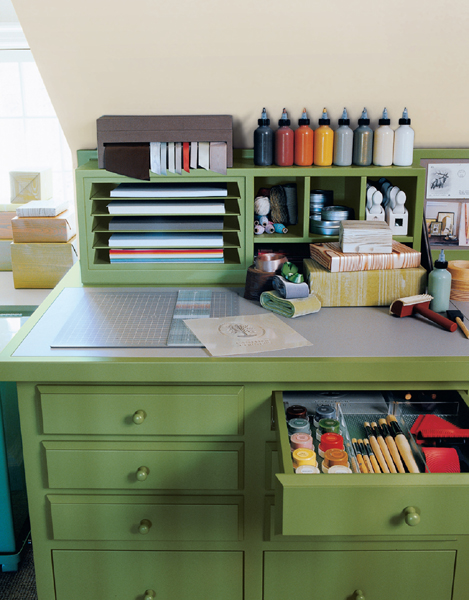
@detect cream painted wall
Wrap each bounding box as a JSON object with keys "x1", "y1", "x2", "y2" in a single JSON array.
[{"x1": 10, "y1": 0, "x2": 469, "y2": 164}]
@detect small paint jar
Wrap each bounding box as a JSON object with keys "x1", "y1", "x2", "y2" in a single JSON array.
[
  {"x1": 316, "y1": 418, "x2": 340, "y2": 441},
  {"x1": 313, "y1": 404, "x2": 336, "y2": 428},
  {"x1": 286, "y1": 405, "x2": 308, "y2": 421},
  {"x1": 292, "y1": 448, "x2": 317, "y2": 469},
  {"x1": 288, "y1": 417, "x2": 311, "y2": 436},
  {"x1": 322, "y1": 448, "x2": 349, "y2": 473},
  {"x1": 290, "y1": 433, "x2": 314, "y2": 451},
  {"x1": 318, "y1": 433, "x2": 344, "y2": 457},
  {"x1": 327, "y1": 465, "x2": 353, "y2": 474},
  {"x1": 296, "y1": 465, "x2": 321, "y2": 474}
]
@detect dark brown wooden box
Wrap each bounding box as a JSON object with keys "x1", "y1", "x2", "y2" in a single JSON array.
[{"x1": 97, "y1": 115, "x2": 233, "y2": 168}]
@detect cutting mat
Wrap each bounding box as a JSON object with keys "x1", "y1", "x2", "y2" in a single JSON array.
[{"x1": 51, "y1": 289, "x2": 239, "y2": 348}]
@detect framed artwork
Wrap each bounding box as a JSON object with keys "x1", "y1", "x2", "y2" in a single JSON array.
[{"x1": 430, "y1": 221, "x2": 442, "y2": 236}]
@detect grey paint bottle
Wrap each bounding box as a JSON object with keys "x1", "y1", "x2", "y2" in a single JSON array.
[
  {"x1": 254, "y1": 108, "x2": 274, "y2": 166},
  {"x1": 333, "y1": 107, "x2": 353, "y2": 166},
  {"x1": 352, "y1": 107, "x2": 373, "y2": 166}
]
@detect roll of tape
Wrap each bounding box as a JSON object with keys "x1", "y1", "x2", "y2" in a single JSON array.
[
  {"x1": 448, "y1": 260, "x2": 469, "y2": 301},
  {"x1": 255, "y1": 253, "x2": 287, "y2": 273}
]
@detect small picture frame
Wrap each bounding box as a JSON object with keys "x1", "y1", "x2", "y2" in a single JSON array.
[
  {"x1": 437, "y1": 211, "x2": 455, "y2": 235},
  {"x1": 430, "y1": 221, "x2": 442, "y2": 236},
  {"x1": 426, "y1": 218, "x2": 435, "y2": 236}
]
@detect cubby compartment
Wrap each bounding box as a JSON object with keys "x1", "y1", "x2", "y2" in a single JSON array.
[{"x1": 272, "y1": 390, "x2": 469, "y2": 537}]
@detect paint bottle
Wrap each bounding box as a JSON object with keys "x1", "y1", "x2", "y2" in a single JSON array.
[
  {"x1": 352, "y1": 108, "x2": 373, "y2": 166},
  {"x1": 294, "y1": 108, "x2": 314, "y2": 166},
  {"x1": 333, "y1": 108, "x2": 353, "y2": 166},
  {"x1": 428, "y1": 249, "x2": 452, "y2": 312},
  {"x1": 313, "y1": 108, "x2": 334, "y2": 166},
  {"x1": 373, "y1": 107, "x2": 394, "y2": 166},
  {"x1": 275, "y1": 108, "x2": 294, "y2": 167},
  {"x1": 393, "y1": 107, "x2": 415, "y2": 166},
  {"x1": 253, "y1": 108, "x2": 274, "y2": 166}
]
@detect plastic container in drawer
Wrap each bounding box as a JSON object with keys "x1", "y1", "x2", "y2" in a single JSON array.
[{"x1": 273, "y1": 390, "x2": 469, "y2": 537}]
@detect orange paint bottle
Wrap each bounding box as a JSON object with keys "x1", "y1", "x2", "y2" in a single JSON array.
[
  {"x1": 294, "y1": 108, "x2": 314, "y2": 166},
  {"x1": 313, "y1": 108, "x2": 334, "y2": 166},
  {"x1": 275, "y1": 108, "x2": 294, "y2": 167}
]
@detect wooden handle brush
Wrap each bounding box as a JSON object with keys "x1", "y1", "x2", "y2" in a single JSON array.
[
  {"x1": 363, "y1": 438, "x2": 381, "y2": 473},
  {"x1": 358, "y1": 439, "x2": 373, "y2": 473},
  {"x1": 389, "y1": 294, "x2": 457, "y2": 332},
  {"x1": 378, "y1": 419, "x2": 405, "y2": 473},
  {"x1": 386, "y1": 415, "x2": 420, "y2": 473},
  {"x1": 371, "y1": 421, "x2": 397, "y2": 473},
  {"x1": 352, "y1": 438, "x2": 368, "y2": 473},
  {"x1": 364, "y1": 421, "x2": 389, "y2": 473}
]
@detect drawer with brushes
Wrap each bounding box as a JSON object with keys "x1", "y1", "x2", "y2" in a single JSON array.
[
  {"x1": 272, "y1": 390, "x2": 469, "y2": 537},
  {"x1": 38, "y1": 385, "x2": 245, "y2": 436}
]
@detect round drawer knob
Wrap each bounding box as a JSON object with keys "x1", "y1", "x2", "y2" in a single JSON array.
[
  {"x1": 404, "y1": 506, "x2": 421, "y2": 526},
  {"x1": 133, "y1": 410, "x2": 147, "y2": 425},
  {"x1": 136, "y1": 466, "x2": 150, "y2": 481},
  {"x1": 355, "y1": 591, "x2": 365, "y2": 600},
  {"x1": 144, "y1": 590, "x2": 156, "y2": 600},
  {"x1": 139, "y1": 519, "x2": 152, "y2": 535}
]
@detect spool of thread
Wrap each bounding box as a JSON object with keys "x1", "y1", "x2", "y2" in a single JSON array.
[
  {"x1": 287, "y1": 417, "x2": 311, "y2": 436},
  {"x1": 318, "y1": 432, "x2": 344, "y2": 457},
  {"x1": 295, "y1": 465, "x2": 321, "y2": 474},
  {"x1": 244, "y1": 265, "x2": 276, "y2": 301},
  {"x1": 292, "y1": 448, "x2": 317, "y2": 468},
  {"x1": 286, "y1": 405, "x2": 308, "y2": 420},
  {"x1": 448, "y1": 260, "x2": 469, "y2": 301},
  {"x1": 290, "y1": 433, "x2": 314, "y2": 450},
  {"x1": 313, "y1": 404, "x2": 336, "y2": 428}
]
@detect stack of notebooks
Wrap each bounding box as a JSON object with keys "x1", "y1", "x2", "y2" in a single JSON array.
[
  {"x1": 305, "y1": 241, "x2": 426, "y2": 306},
  {"x1": 107, "y1": 183, "x2": 227, "y2": 264}
]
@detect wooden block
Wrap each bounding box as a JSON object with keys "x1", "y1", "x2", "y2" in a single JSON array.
[
  {"x1": 0, "y1": 240, "x2": 12, "y2": 270},
  {"x1": 11, "y1": 237, "x2": 78, "y2": 288},
  {"x1": 12, "y1": 209, "x2": 76, "y2": 243},
  {"x1": 339, "y1": 220, "x2": 393, "y2": 253},
  {"x1": 0, "y1": 211, "x2": 15, "y2": 240},
  {"x1": 9, "y1": 168, "x2": 53, "y2": 203},
  {"x1": 303, "y1": 258, "x2": 427, "y2": 307},
  {"x1": 309, "y1": 240, "x2": 421, "y2": 273}
]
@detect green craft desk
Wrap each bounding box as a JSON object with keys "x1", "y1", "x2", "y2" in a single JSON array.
[{"x1": 1, "y1": 263, "x2": 469, "y2": 600}]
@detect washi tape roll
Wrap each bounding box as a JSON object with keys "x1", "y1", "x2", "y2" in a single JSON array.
[
  {"x1": 287, "y1": 417, "x2": 311, "y2": 436},
  {"x1": 290, "y1": 433, "x2": 314, "y2": 450},
  {"x1": 292, "y1": 448, "x2": 317, "y2": 468}
]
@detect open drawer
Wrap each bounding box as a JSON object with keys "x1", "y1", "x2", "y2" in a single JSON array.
[{"x1": 272, "y1": 390, "x2": 469, "y2": 537}]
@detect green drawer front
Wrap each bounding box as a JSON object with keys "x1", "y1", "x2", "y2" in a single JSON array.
[
  {"x1": 38, "y1": 385, "x2": 244, "y2": 435},
  {"x1": 264, "y1": 551, "x2": 455, "y2": 600},
  {"x1": 43, "y1": 442, "x2": 243, "y2": 490},
  {"x1": 53, "y1": 550, "x2": 243, "y2": 600},
  {"x1": 48, "y1": 495, "x2": 243, "y2": 541}
]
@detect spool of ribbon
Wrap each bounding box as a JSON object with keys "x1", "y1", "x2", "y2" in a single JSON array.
[
  {"x1": 281, "y1": 261, "x2": 304, "y2": 284},
  {"x1": 254, "y1": 253, "x2": 287, "y2": 273},
  {"x1": 448, "y1": 260, "x2": 469, "y2": 301}
]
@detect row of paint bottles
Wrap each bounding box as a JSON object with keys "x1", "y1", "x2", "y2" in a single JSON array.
[{"x1": 253, "y1": 107, "x2": 414, "y2": 167}]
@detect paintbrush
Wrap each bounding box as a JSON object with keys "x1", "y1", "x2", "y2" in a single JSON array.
[
  {"x1": 447, "y1": 309, "x2": 469, "y2": 339},
  {"x1": 364, "y1": 421, "x2": 389, "y2": 473},
  {"x1": 352, "y1": 438, "x2": 368, "y2": 473},
  {"x1": 371, "y1": 421, "x2": 397, "y2": 473},
  {"x1": 358, "y1": 439, "x2": 373, "y2": 473},
  {"x1": 363, "y1": 438, "x2": 381, "y2": 473},
  {"x1": 386, "y1": 415, "x2": 420, "y2": 473},
  {"x1": 389, "y1": 294, "x2": 457, "y2": 332},
  {"x1": 378, "y1": 419, "x2": 405, "y2": 473}
]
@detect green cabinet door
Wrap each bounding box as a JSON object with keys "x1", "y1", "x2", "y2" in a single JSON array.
[
  {"x1": 53, "y1": 550, "x2": 243, "y2": 600},
  {"x1": 264, "y1": 550, "x2": 455, "y2": 600}
]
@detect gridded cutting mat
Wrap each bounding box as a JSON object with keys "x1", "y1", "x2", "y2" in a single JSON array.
[{"x1": 51, "y1": 289, "x2": 239, "y2": 348}]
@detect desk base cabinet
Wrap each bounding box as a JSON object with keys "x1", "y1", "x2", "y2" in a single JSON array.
[{"x1": 15, "y1": 381, "x2": 469, "y2": 600}]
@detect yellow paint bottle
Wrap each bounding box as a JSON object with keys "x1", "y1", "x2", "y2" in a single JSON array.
[{"x1": 313, "y1": 108, "x2": 334, "y2": 166}]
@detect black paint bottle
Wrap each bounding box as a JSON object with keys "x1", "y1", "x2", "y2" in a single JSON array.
[{"x1": 254, "y1": 108, "x2": 274, "y2": 166}]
